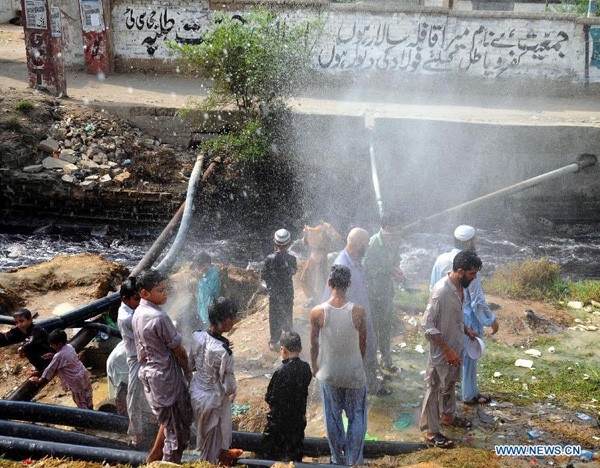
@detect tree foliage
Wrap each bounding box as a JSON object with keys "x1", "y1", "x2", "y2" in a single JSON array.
[{"x1": 169, "y1": 10, "x2": 320, "y2": 114}]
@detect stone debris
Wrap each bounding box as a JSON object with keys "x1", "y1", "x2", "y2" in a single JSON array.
[
  {"x1": 515, "y1": 359, "x2": 534, "y2": 369},
  {"x1": 41, "y1": 156, "x2": 77, "y2": 174},
  {"x1": 524, "y1": 349, "x2": 542, "y2": 358},
  {"x1": 80, "y1": 180, "x2": 97, "y2": 190},
  {"x1": 38, "y1": 138, "x2": 59, "y2": 153},
  {"x1": 23, "y1": 109, "x2": 194, "y2": 189},
  {"x1": 61, "y1": 174, "x2": 76, "y2": 184},
  {"x1": 23, "y1": 164, "x2": 43, "y2": 173}
]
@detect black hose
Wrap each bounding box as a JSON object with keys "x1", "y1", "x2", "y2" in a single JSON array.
[
  {"x1": 82, "y1": 322, "x2": 121, "y2": 338},
  {"x1": 0, "y1": 400, "x2": 129, "y2": 433},
  {"x1": 0, "y1": 400, "x2": 428, "y2": 458},
  {"x1": 0, "y1": 420, "x2": 134, "y2": 451},
  {"x1": 0, "y1": 436, "x2": 148, "y2": 466}
]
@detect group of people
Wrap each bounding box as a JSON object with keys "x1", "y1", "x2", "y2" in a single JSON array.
[
  {"x1": 1, "y1": 218, "x2": 499, "y2": 464},
  {"x1": 262, "y1": 220, "x2": 499, "y2": 461}
]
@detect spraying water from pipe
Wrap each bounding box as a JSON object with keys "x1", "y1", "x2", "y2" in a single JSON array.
[{"x1": 365, "y1": 112, "x2": 384, "y2": 219}]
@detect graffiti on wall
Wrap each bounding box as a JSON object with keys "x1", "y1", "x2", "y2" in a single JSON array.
[
  {"x1": 120, "y1": 6, "x2": 210, "y2": 56},
  {"x1": 317, "y1": 19, "x2": 571, "y2": 77}
]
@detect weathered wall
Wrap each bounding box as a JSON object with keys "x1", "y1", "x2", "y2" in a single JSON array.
[
  {"x1": 107, "y1": 0, "x2": 600, "y2": 82},
  {"x1": 0, "y1": 0, "x2": 18, "y2": 22}
]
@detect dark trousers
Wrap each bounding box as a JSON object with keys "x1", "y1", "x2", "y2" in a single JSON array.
[
  {"x1": 268, "y1": 294, "x2": 293, "y2": 344},
  {"x1": 370, "y1": 298, "x2": 393, "y2": 367},
  {"x1": 263, "y1": 419, "x2": 305, "y2": 461}
]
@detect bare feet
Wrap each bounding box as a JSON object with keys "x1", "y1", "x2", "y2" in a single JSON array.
[{"x1": 145, "y1": 425, "x2": 165, "y2": 463}]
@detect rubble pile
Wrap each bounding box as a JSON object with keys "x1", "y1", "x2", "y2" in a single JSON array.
[{"x1": 22, "y1": 110, "x2": 188, "y2": 190}]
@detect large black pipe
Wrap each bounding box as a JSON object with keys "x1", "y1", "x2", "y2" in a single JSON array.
[
  {"x1": 0, "y1": 436, "x2": 148, "y2": 466},
  {"x1": 0, "y1": 401, "x2": 129, "y2": 433},
  {"x1": 232, "y1": 431, "x2": 428, "y2": 458},
  {"x1": 0, "y1": 401, "x2": 427, "y2": 458},
  {"x1": 0, "y1": 420, "x2": 134, "y2": 451}
]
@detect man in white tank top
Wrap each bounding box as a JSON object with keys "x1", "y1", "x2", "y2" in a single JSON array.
[{"x1": 310, "y1": 265, "x2": 368, "y2": 465}]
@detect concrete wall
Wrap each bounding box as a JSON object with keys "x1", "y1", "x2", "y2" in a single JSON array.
[
  {"x1": 106, "y1": 0, "x2": 600, "y2": 82},
  {"x1": 0, "y1": 0, "x2": 19, "y2": 22}
]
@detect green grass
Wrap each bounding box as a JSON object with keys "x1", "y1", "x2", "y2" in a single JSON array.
[
  {"x1": 484, "y1": 257, "x2": 600, "y2": 304},
  {"x1": 477, "y1": 341, "x2": 600, "y2": 409},
  {"x1": 394, "y1": 288, "x2": 429, "y2": 311},
  {"x1": 14, "y1": 100, "x2": 34, "y2": 113}
]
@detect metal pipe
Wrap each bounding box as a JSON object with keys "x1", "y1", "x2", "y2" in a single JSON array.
[
  {"x1": 400, "y1": 154, "x2": 597, "y2": 236},
  {"x1": 0, "y1": 420, "x2": 134, "y2": 451},
  {"x1": 156, "y1": 154, "x2": 204, "y2": 272}
]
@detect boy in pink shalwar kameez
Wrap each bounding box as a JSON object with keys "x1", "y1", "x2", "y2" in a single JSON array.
[{"x1": 30, "y1": 329, "x2": 93, "y2": 409}]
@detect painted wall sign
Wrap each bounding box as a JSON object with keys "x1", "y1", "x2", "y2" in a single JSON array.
[
  {"x1": 113, "y1": 2, "x2": 211, "y2": 58},
  {"x1": 24, "y1": 0, "x2": 47, "y2": 29},
  {"x1": 50, "y1": 6, "x2": 62, "y2": 37}
]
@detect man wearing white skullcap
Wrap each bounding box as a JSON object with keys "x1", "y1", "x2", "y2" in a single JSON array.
[{"x1": 429, "y1": 225, "x2": 499, "y2": 410}]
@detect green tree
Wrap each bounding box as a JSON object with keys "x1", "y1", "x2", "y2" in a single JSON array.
[{"x1": 169, "y1": 10, "x2": 320, "y2": 115}]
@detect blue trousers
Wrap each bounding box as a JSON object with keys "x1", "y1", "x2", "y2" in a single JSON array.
[
  {"x1": 320, "y1": 382, "x2": 367, "y2": 465},
  {"x1": 462, "y1": 315, "x2": 484, "y2": 402}
]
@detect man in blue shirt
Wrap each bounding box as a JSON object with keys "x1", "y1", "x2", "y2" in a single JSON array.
[{"x1": 429, "y1": 225, "x2": 499, "y2": 406}]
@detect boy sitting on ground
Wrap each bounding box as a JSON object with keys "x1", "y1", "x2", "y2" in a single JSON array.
[
  {"x1": 0, "y1": 308, "x2": 53, "y2": 377},
  {"x1": 30, "y1": 329, "x2": 93, "y2": 409},
  {"x1": 189, "y1": 297, "x2": 243, "y2": 467},
  {"x1": 262, "y1": 331, "x2": 313, "y2": 462}
]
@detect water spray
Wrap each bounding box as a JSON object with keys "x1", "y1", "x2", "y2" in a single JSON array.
[{"x1": 365, "y1": 112, "x2": 384, "y2": 219}]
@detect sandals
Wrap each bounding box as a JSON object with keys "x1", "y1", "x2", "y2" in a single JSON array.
[
  {"x1": 381, "y1": 364, "x2": 400, "y2": 374},
  {"x1": 464, "y1": 394, "x2": 492, "y2": 405},
  {"x1": 426, "y1": 433, "x2": 455, "y2": 449},
  {"x1": 441, "y1": 416, "x2": 472, "y2": 428}
]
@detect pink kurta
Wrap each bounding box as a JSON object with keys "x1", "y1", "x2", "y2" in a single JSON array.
[{"x1": 42, "y1": 343, "x2": 92, "y2": 409}]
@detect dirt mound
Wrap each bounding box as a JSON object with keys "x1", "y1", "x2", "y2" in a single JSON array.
[
  {"x1": 0, "y1": 283, "x2": 24, "y2": 315},
  {"x1": 0, "y1": 254, "x2": 129, "y2": 317}
]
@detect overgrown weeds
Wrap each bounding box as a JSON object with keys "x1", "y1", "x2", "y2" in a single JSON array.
[
  {"x1": 484, "y1": 257, "x2": 600, "y2": 304},
  {"x1": 14, "y1": 99, "x2": 34, "y2": 113}
]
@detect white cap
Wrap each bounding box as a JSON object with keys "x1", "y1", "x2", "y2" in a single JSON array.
[
  {"x1": 454, "y1": 225, "x2": 476, "y2": 242},
  {"x1": 274, "y1": 229, "x2": 291, "y2": 246}
]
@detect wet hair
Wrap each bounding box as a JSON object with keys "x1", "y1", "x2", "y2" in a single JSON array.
[
  {"x1": 48, "y1": 329, "x2": 68, "y2": 345},
  {"x1": 380, "y1": 211, "x2": 401, "y2": 229},
  {"x1": 13, "y1": 309, "x2": 32, "y2": 321},
  {"x1": 208, "y1": 297, "x2": 238, "y2": 327},
  {"x1": 329, "y1": 264, "x2": 351, "y2": 291},
  {"x1": 136, "y1": 269, "x2": 167, "y2": 293},
  {"x1": 192, "y1": 252, "x2": 212, "y2": 267},
  {"x1": 279, "y1": 331, "x2": 302, "y2": 352},
  {"x1": 120, "y1": 277, "x2": 137, "y2": 299},
  {"x1": 452, "y1": 250, "x2": 482, "y2": 272}
]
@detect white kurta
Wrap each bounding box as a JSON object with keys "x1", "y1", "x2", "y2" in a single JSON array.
[{"x1": 188, "y1": 330, "x2": 237, "y2": 464}]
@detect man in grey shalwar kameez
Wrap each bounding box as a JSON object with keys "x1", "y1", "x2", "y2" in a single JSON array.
[
  {"x1": 419, "y1": 250, "x2": 480, "y2": 448},
  {"x1": 133, "y1": 269, "x2": 193, "y2": 464}
]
